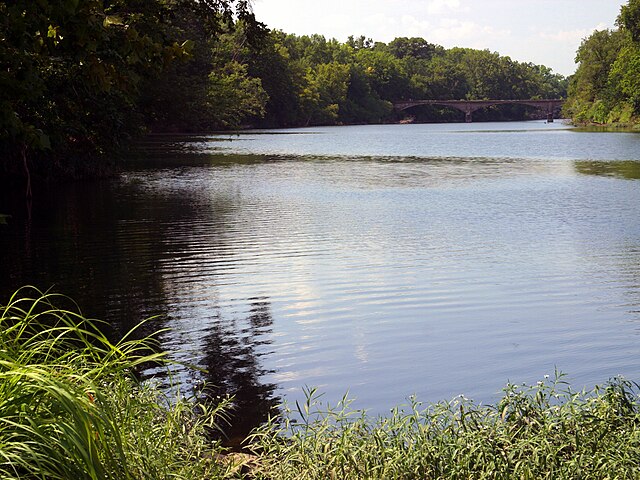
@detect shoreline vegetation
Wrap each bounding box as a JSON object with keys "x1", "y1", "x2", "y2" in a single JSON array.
[
  {"x1": 2, "y1": 1, "x2": 639, "y2": 187},
  {"x1": 572, "y1": 121, "x2": 640, "y2": 132},
  {"x1": 2, "y1": 0, "x2": 568, "y2": 187},
  {"x1": 3, "y1": 288, "x2": 640, "y2": 479}
]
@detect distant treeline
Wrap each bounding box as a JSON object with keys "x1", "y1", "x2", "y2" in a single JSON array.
[
  {"x1": 564, "y1": 0, "x2": 640, "y2": 127},
  {"x1": 201, "y1": 31, "x2": 568, "y2": 129},
  {"x1": 5, "y1": 0, "x2": 638, "y2": 184}
]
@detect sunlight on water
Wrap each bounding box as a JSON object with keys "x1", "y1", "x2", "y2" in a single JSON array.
[{"x1": 2, "y1": 121, "x2": 640, "y2": 439}]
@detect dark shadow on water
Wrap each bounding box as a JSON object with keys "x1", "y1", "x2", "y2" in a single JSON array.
[
  {"x1": 0, "y1": 174, "x2": 281, "y2": 445},
  {"x1": 198, "y1": 297, "x2": 280, "y2": 450}
]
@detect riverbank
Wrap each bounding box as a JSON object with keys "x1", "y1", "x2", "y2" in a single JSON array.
[
  {"x1": 572, "y1": 121, "x2": 640, "y2": 132},
  {"x1": 3, "y1": 288, "x2": 640, "y2": 479},
  {"x1": 249, "y1": 376, "x2": 640, "y2": 479}
]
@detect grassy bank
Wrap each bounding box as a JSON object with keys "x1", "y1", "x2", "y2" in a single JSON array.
[
  {"x1": 2, "y1": 288, "x2": 640, "y2": 479},
  {"x1": 248, "y1": 378, "x2": 640, "y2": 479}
]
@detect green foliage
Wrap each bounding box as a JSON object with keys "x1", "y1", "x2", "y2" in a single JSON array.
[
  {"x1": 342, "y1": 65, "x2": 393, "y2": 124},
  {"x1": 248, "y1": 375, "x2": 640, "y2": 479},
  {"x1": 244, "y1": 31, "x2": 306, "y2": 127},
  {"x1": 247, "y1": 32, "x2": 565, "y2": 127},
  {"x1": 120, "y1": 19, "x2": 569, "y2": 131},
  {"x1": 0, "y1": 0, "x2": 260, "y2": 181},
  {"x1": 618, "y1": 0, "x2": 640, "y2": 42},
  {"x1": 565, "y1": 0, "x2": 640, "y2": 126},
  {"x1": 386, "y1": 37, "x2": 443, "y2": 60},
  {"x1": 609, "y1": 44, "x2": 640, "y2": 113},
  {"x1": 1, "y1": 1, "x2": 186, "y2": 160},
  {"x1": 355, "y1": 48, "x2": 409, "y2": 101},
  {"x1": 0, "y1": 287, "x2": 236, "y2": 479},
  {"x1": 1, "y1": 0, "x2": 569, "y2": 182},
  {"x1": 207, "y1": 61, "x2": 267, "y2": 128}
]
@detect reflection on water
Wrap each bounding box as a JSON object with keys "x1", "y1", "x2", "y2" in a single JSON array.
[
  {"x1": 1, "y1": 122, "x2": 640, "y2": 440},
  {"x1": 0, "y1": 177, "x2": 281, "y2": 443},
  {"x1": 197, "y1": 297, "x2": 278, "y2": 447},
  {"x1": 575, "y1": 160, "x2": 640, "y2": 180}
]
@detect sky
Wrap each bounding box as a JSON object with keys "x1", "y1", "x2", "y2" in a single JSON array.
[{"x1": 252, "y1": 0, "x2": 627, "y2": 77}]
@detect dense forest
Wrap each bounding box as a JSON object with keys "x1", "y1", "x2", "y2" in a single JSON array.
[
  {"x1": 564, "y1": 0, "x2": 640, "y2": 126},
  {"x1": 1, "y1": 0, "x2": 638, "y2": 185},
  {"x1": 0, "y1": 0, "x2": 263, "y2": 184}
]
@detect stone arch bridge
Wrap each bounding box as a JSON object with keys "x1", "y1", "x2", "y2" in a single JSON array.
[{"x1": 393, "y1": 99, "x2": 565, "y2": 123}]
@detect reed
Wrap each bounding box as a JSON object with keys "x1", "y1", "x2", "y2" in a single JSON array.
[
  {"x1": 0, "y1": 287, "x2": 235, "y2": 479},
  {"x1": 247, "y1": 376, "x2": 640, "y2": 479}
]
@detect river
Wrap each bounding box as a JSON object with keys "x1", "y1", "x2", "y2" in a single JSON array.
[{"x1": 2, "y1": 121, "x2": 640, "y2": 441}]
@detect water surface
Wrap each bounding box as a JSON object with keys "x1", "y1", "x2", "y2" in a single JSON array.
[{"x1": 2, "y1": 121, "x2": 640, "y2": 440}]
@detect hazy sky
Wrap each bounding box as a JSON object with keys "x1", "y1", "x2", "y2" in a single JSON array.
[{"x1": 252, "y1": 0, "x2": 627, "y2": 76}]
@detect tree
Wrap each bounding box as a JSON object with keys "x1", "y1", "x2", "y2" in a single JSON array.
[
  {"x1": 341, "y1": 64, "x2": 392, "y2": 123},
  {"x1": 0, "y1": 0, "x2": 261, "y2": 183},
  {"x1": 245, "y1": 30, "x2": 307, "y2": 127},
  {"x1": 618, "y1": 0, "x2": 640, "y2": 42},
  {"x1": 386, "y1": 37, "x2": 442, "y2": 60},
  {"x1": 563, "y1": 0, "x2": 640, "y2": 125},
  {"x1": 355, "y1": 49, "x2": 408, "y2": 101},
  {"x1": 207, "y1": 61, "x2": 267, "y2": 127},
  {"x1": 564, "y1": 29, "x2": 628, "y2": 123},
  {"x1": 346, "y1": 35, "x2": 374, "y2": 51},
  {"x1": 612, "y1": 0, "x2": 640, "y2": 116}
]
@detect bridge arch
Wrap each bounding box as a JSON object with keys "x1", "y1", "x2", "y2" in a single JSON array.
[{"x1": 393, "y1": 99, "x2": 564, "y2": 123}]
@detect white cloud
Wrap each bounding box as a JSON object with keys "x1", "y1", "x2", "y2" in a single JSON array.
[
  {"x1": 397, "y1": 15, "x2": 433, "y2": 37},
  {"x1": 538, "y1": 23, "x2": 610, "y2": 44},
  {"x1": 430, "y1": 19, "x2": 511, "y2": 48},
  {"x1": 426, "y1": 0, "x2": 467, "y2": 15},
  {"x1": 358, "y1": 13, "x2": 399, "y2": 40},
  {"x1": 376, "y1": 15, "x2": 510, "y2": 49}
]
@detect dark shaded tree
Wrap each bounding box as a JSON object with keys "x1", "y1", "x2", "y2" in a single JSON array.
[{"x1": 0, "y1": 0, "x2": 260, "y2": 185}]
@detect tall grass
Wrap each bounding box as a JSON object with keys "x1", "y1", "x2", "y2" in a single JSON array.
[
  {"x1": 248, "y1": 376, "x2": 640, "y2": 479},
  {"x1": 0, "y1": 287, "x2": 236, "y2": 479},
  {"x1": 4, "y1": 287, "x2": 640, "y2": 479}
]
